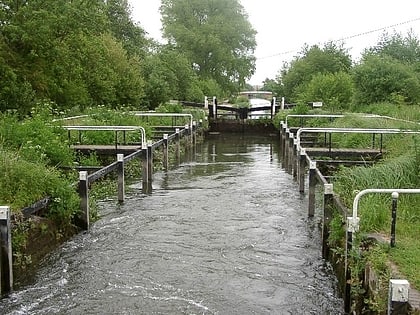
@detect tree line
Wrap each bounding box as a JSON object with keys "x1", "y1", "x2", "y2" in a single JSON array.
[
  {"x1": 0, "y1": 0, "x2": 256, "y2": 115},
  {"x1": 262, "y1": 31, "x2": 420, "y2": 111},
  {"x1": 1, "y1": 0, "x2": 419, "y2": 116}
]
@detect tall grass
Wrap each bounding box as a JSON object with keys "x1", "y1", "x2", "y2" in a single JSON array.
[
  {"x1": 0, "y1": 149, "x2": 79, "y2": 221},
  {"x1": 334, "y1": 154, "x2": 419, "y2": 232}
]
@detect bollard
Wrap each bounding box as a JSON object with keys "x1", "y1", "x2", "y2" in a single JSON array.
[
  {"x1": 78, "y1": 171, "x2": 89, "y2": 230},
  {"x1": 322, "y1": 183, "x2": 334, "y2": 259},
  {"x1": 163, "y1": 134, "x2": 169, "y2": 171},
  {"x1": 308, "y1": 161, "x2": 316, "y2": 217},
  {"x1": 0, "y1": 206, "x2": 13, "y2": 295},
  {"x1": 388, "y1": 279, "x2": 410, "y2": 315},
  {"x1": 117, "y1": 154, "x2": 125, "y2": 203},
  {"x1": 298, "y1": 148, "x2": 306, "y2": 193},
  {"x1": 390, "y1": 192, "x2": 399, "y2": 247}
]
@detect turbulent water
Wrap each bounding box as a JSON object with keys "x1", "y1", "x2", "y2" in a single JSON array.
[{"x1": 1, "y1": 134, "x2": 344, "y2": 314}]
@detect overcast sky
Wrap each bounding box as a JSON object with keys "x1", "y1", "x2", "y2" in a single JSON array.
[{"x1": 129, "y1": 0, "x2": 420, "y2": 86}]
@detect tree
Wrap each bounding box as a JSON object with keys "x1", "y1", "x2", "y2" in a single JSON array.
[
  {"x1": 352, "y1": 54, "x2": 420, "y2": 105},
  {"x1": 280, "y1": 42, "x2": 352, "y2": 102},
  {"x1": 160, "y1": 0, "x2": 256, "y2": 95},
  {"x1": 366, "y1": 30, "x2": 420, "y2": 65},
  {"x1": 0, "y1": 0, "x2": 146, "y2": 111},
  {"x1": 105, "y1": 0, "x2": 148, "y2": 58},
  {"x1": 300, "y1": 71, "x2": 354, "y2": 111}
]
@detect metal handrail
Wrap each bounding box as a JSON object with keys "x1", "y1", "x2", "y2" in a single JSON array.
[
  {"x1": 131, "y1": 112, "x2": 193, "y2": 131},
  {"x1": 62, "y1": 125, "x2": 147, "y2": 148},
  {"x1": 348, "y1": 188, "x2": 420, "y2": 232}
]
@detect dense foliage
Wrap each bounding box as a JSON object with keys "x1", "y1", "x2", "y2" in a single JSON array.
[
  {"x1": 0, "y1": 0, "x2": 257, "y2": 113},
  {"x1": 264, "y1": 32, "x2": 420, "y2": 111},
  {"x1": 160, "y1": 0, "x2": 257, "y2": 95}
]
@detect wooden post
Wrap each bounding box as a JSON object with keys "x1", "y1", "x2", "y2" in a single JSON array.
[
  {"x1": 163, "y1": 134, "x2": 169, "y2": 171},
  {"x1": 147, "y1": 142, "x2": 153, "y2": 192},
  {"x1": 279, "y1": 121, "x2": 285, "y2": 152},
  {"x1": 308, "y1": 161, "x2": 316, "y2": 217},
  {"x1": 344, "y1": 229, "x2": 352, "y2": 314},
  {"x1": 185, "y1": 124, "x2": 191, "y2": 145},
  {"x1": 388, "y1": 279, "x2": 410, "y2": 315},
  {"x1": 212, "y1": 96, "x2": 217, "y2": 120},
  {"x1": 283, "y1": 128, "x2": 289, "y2": 167},
  {"x1": 142, "y1": 147, "x2": 148, "y2": 193},
  {"x1": 192, "y1": 121, "x2": 197, "y2": 157},
  {"x1": 292, "y1": 139, "x2": 298, "y2": 179},
  {"x1": 322, "y1": 183, "x2": 334, "y2": 259},
  {"x1": 0, "y1": 206, "x2": 13, "y2": 295},
  {"x1": 175, "y1": 128, "x2": 181, "y2": 164},
  {"x1": 271, "y1": 97, "x2": 276, "y2": 119},
  {"x1": 287, "y1": 133, "x2": 294, "y2": 174},
  {"x1": 117, "y1": 154, "x2": 125, "y2": 203},
  {"x1": 299, "y1": 148, "x2": 306, "y2": 193},
  {"x1": 78, "y1": 171, "x2": 89, "y2": 230}
]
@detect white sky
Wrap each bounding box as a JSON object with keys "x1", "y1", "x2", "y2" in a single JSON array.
[{"x1": 129, "y1": 0, "x2": 420, "y2": 86}]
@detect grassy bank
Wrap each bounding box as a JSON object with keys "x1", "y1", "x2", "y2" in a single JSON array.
[
  {"x1": 0, "y1": 103, "x2": 206, "y2": 284},
  {"x1": 295, "y1": 104, "x2": 420, "y2": 313}
]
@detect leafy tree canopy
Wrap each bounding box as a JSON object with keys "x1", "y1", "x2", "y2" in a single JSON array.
[
  {"x1": 160, "y1": 0, "x2": 257, "y2": 96},
  {"x1": 279, "y1": 42, "x2": 352, "y2": 102},
  {"x1": 364, "y1": 30, "x2": 420, "y2": 65}
]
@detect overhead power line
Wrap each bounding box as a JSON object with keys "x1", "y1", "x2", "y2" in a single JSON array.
[{"x1": 256, "y1": 17, "x2": 420, "y2": 60}]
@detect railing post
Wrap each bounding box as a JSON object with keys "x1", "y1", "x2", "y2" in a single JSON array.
[
  {"x1": 299, "y1": 148, "x2": 306, "y2": 193},
  {"x1": 78, "y1": 171, "x2": 89, "y2": 230},
  {"x1": 192, "y1": 121, "x2": 197, "y2": 156},
  {"x1": 175, "y1": 128, "x2": 181, "y2": 164},
  {"x1": 308, "y1": 161, "x2": 316, "y2": 217},
  {"x1": 283, "y1": 128, "x2": 290, "y2": 165},
  {"x1": 212, "y1": 96, "x2": 217, "y2": 120},
  {"x1": 147, "y1": 141, "x2": 153, "y2": 189},
  {"x1": 271, "y1": 97, "x2": 276, "y2": 119},
  {"x1": 287, "y1": 132, "x2": 294, "y2": 174},
  {"x1": 0, "y1": 206, "x2": 13, "y2": 295},
  {"x1": 388, "y1": 279, "x2": 410, "y2": 315},
  {"x1": 142, "y1": 146, "x2": 149, "y2": 193},
  {"x1": 292, "y1": 139, "x2": 298, "y2": 179},
  {"x1": 117, "y1": 154, "x2": 125, "y2": 203},
  {"x1": 322, "y1": 183, "x2": 334, "y2": 259},
  {"x1": 204, "y1": 96, "x2": 208, "y2": 109},
  {"x1": 345, "y1": 216, "x2": 359, "y2": 314},
  {"x1": 279, "y1": 121, "x2": 285, "y2": 152},
  {"x1": 390, "y1": 192, "x2": 399, "y2": 247},
  {"x1": 163, "y1": 134, "x2": 169, "y2": 171}
]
